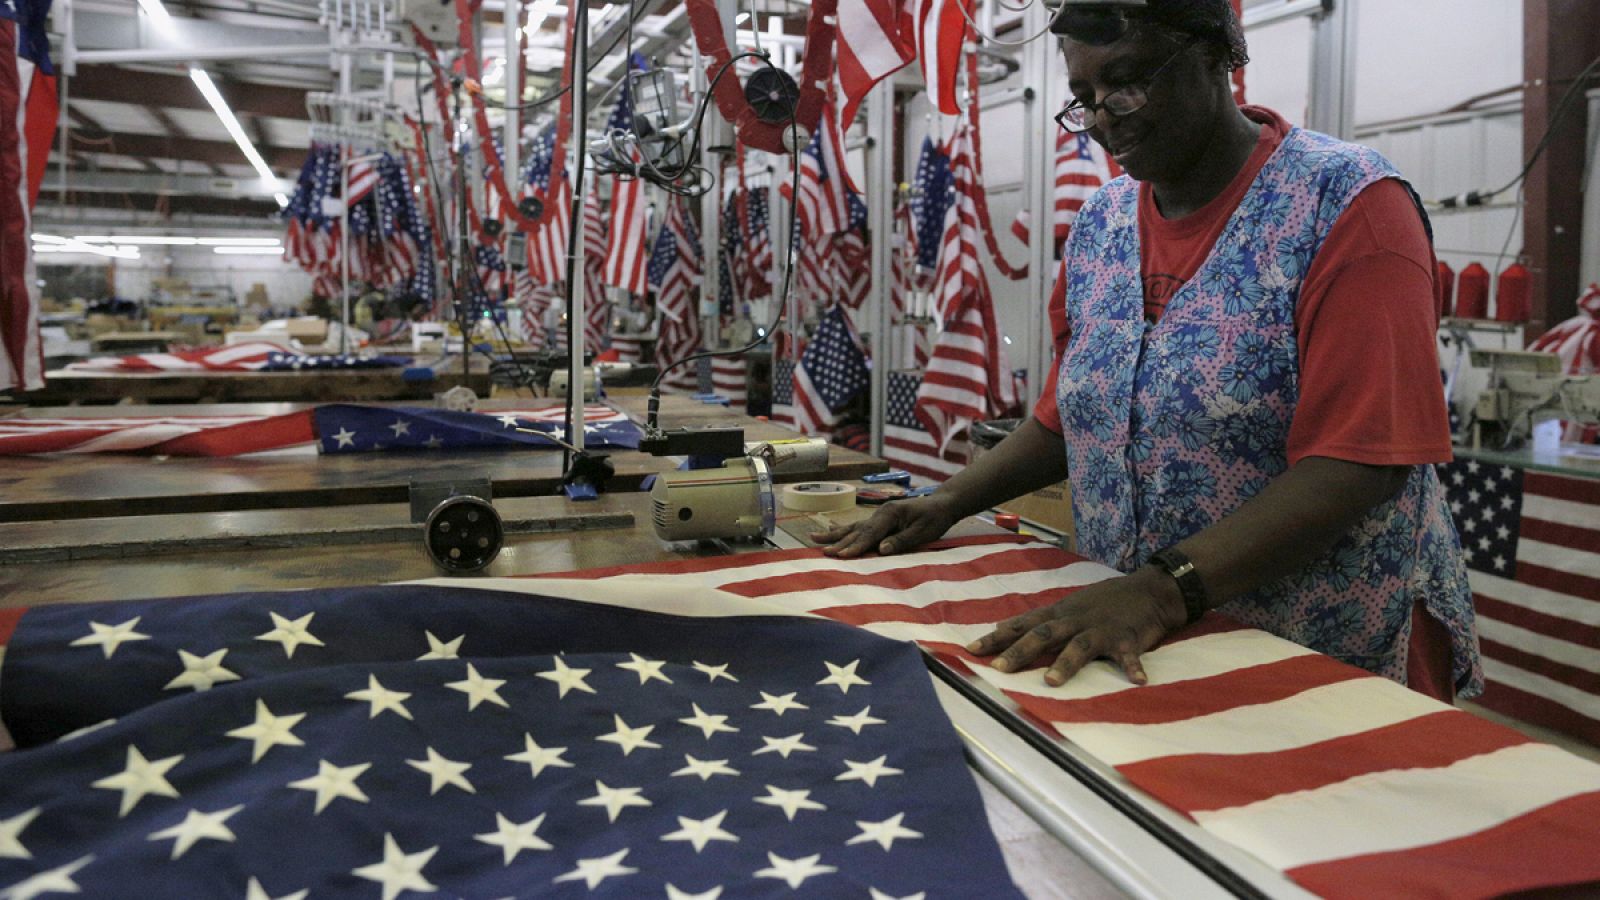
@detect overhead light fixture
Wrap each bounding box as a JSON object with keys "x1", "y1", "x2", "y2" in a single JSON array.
[
  {"x1": 31, "y1": 234, "x2": 140, "y2": 259},
  {"x1": 71, "y1": 235, "x2": 282, "y2": 246},
  {"x1": 213, "y1": 246, "x2": 283, "y2": 255},
  {"x1": 735, "y1": 11, "x2": 750, "y2": 23},
  {"x1": 275, "y1": 192, "x2": 289, "y2": 208},
  {"x1": 136, "y1": 0, "x2": 176, "y2": 34}
]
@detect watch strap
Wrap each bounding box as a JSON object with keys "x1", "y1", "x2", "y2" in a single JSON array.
[{"x1": 1148, "y1": 547, "x2": 1207, "y2": 626}]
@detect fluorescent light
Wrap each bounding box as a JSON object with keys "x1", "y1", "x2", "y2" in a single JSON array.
[
  {"x1": 213, "y1": 246, "x2": 283, "y2": 255},
  {"x1": 31, "y1": 235, "x2": 140, "y2": 258},
  {"x1": 188, "y1": 67, "x2": 276, "y2": 184},
  {"x1": 74, "y1": 235, "x2": 197, "y2": 245},
  {"x1": 525, "y1": 0, "x2": 561, "y2": 34},
  {"x1": 137, "y1": 0, "x2": 176, "y2": 34},
  {"x1": 196, "y1": 237, "x2": 281, "y2": 246},
  {"x1": 275, "y1": 193, "x2": 289, "y2": 208},
  {"x1": 30, "y1": 233, "x2": 68, "y2": 244},
  {"x1": 735, "y1": 11, "x2": 749, "y2": 23}
]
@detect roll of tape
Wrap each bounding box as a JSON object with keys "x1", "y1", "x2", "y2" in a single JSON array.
[{"x1": 780, "y1": 481, "x2": 857, "y2": 512}]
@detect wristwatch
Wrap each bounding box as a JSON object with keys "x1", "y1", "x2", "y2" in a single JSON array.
[{"x1": 1147, "y1": 547, "x2": 1207, "y2": 625}]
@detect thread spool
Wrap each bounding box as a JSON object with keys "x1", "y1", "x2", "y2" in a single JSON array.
[
  {"x1": 1495, "y1": 262, "x2": 1529, "y2": 323},
  {"x1": 1435, "y1": 260, "x2": 1455, "y2": 317},
  {"x1": 1456, "y1": 262, "x2": 1490, "y2": 319},
  {"x1": 780, "y1": 482, "x2": 857, "y2": 513}
]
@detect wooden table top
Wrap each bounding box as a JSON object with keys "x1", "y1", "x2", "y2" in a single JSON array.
[
  {"x1": 10, "y1": 362, "x2": 492, "y2": 405},
  {"x1": 0, "y1": 395, "x2": 887, "y2": 522}
]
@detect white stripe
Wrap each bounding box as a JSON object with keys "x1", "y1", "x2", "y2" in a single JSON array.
[
  {"x1": 835, "y1": 0, "x2": 906, "y2": 79},
  {"x1": 1470, "y1": 570, "x2": 1600, "y2": 628},
  {"x1": 1517, "y1": 537, "x2": 1600, "y2": 580},
  {"x1": 1055, "y1": 677, "x2": 1441, "y2": 766},
  {"x1": 1194, "y1": 744, "x2": 1600, "y2": 870},
  {"x1": 768, "y1": 559, "x2": 1111, "y2": 614},
  {"x1": 1476, "y1": 616, "x2": 1600, "y2": 676},
  {"x1": 405, "y1": 575, "x2": 821, "y2": 621},
  {"x1": 1482, "y1": 657, "x2": 1600, "y2": 719},
  {"x1": 1522, "y1": 493, "x2": 1600, "y2": 532}
]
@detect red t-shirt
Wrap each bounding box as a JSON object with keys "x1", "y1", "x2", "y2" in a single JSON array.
[{"x1": 1033, "y1": 106, "x2": 1453, "y2": 468}]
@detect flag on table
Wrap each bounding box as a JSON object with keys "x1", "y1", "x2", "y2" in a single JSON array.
[
  {"x1": 910, "y1": 136, "x2": 954, "y2": 277},
  {"x1": 1009, "y1": 131, "x2": 1116, "y2": 258},
  {"x1": 791, "y1": 305, "x2": 870, "y2": 437},
  {"x1": 882, "y1": 370, "x2": 968, "y2": 481},
  {"x1": 0, "y1": 561, "x2": 1025, "y2": 899},
  {"x1": 64, "y1": 343, "x2": 310, "y2": 373},
  {"x1": 911, "y1": 0, "x2": 972, "y2": 115},
  {"x1": 647, "y1": 195, "x2": 702, "y2": 393},
  {"x1": 1437, "y1": 459, "x2": 1600, "y2": 747},
  {"x1": 0, "y1": 0, "x2": 56, "y2": 393},
  {"x1": 833, "y1": 0, "x2": 914, "y2": 129},
  {"x1": 0, "y1": 405, "x2": 640, "y2": 456}
]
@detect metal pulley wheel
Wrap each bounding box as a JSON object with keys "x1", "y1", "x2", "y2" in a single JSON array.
[{"x1": 423, "y1": 495, "x2": 505, "y2": 573}]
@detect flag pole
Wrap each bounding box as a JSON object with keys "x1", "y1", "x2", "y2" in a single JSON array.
[
  {"x1": 867, "y1": 82, "x2": 893, "y2": 459},
  {"x1": 565, "y1": 0, "x2": 589, "y2": 457},
  {"x1": 1022, "y1": 0, "x2": 1051, "y2": 411}
]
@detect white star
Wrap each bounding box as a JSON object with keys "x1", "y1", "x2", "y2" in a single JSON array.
[
  {"x1": 1493, "y1": 554, "x2": 1509, "y2": 571},
  {"x1": 163, "y1": 648, "x2": 241, "y2": 692},
  {"x1": 1467, "y1": 488, "x2": 1482, "y2": 505},
  {"x1": 753, "y1": 851, "x2": 837, "y2": 889},
  {"x1": 596, "y1": 714, "x2": 662, "y2": 756},
  {"x1": 666, "y1": 886, "x2": 723, "y2": 900},
  {"x1": 616, "y1": 652, "x2": 674, "y2": 685},
  {"x1": 827, "y1": 706, "x2": 886, "y2": 734},
  {"x1": 0, "y1": 855, "x2": 93, "y2": 900},
  {"x1": 255, "y1": 612, "x2": 324, "y2": 659},
  {"x1": 552, "y1": 848, "x2": 638, "y2": 890},
  {"x1": 1496, "y1": 525, "x2": 1511, "y2": 540},
  {"x1": 288, "y1": 759, "x2": 371, "y2": 813},
  {"x1": 1479, "y1": 536, "x2": 1492, "y2": 551},
  {"x1": 537, "y1": 655, "x2": 596, "y2": 698},
  {"x1": 691, "y1": 661, "x2": 738, "y2": 683},
  {"x1": 474, "y1": 812, "x2": 552, "y2": 864},
  {"x1": 147, "y1": 805, "x2": 243, "y2": 859},
  {"x1": 870, "y1": 891, "x2": 926, "y2": 900},
  {"x1": 750, "y1": 692, "x2": 808, "y2": 716},
  {"x1": 753, "y1": 733, "x2": 817, "y2": 759},
  {"x1": 445, "y1": 663, "x2": 510, "y2": 710},
  {"x1": 351, "y1": 833, "x2": 438, "y2": 900},
  {"x1": 578, "y1": 780, "x2": 651, "y2": 822},
  {"x1": 331, "y1": 427, "x2": 357, "y2": 448},
  {"x1": 0, "y1": 807, "x2": 40, "y2": 859},
  {"x1": 389, "y1": 419, "x2": 411, "y2": 438},
  {"x1": 244, "y1": 877, "x2": 309, "y2": 900},
  {"x1": 837, "y1": 755, "x2": 904, "y2": 788},
  {"x1": 226, "y1": 700, "x2": 306, "y2": 763},
  {"x1": 417, "y1": 630, "x2": 464, "y2": 661},
  {"x1": 1461, "y1": 516, "x2": 1477, "y2": 533},
  {"x1": 406, "y1": 746, "x2": 475, "y2": 795},
  {"x1": 93, "y1": 745, "x2": 183, "y2": 817},
  {"x1": 754, "y1": 785, "x2": 826, "y2": 821},
  {"x1": 1501, "y1": 466, "x2": 1514, "y2": 480},
  {"x1": 660, "y1": 810, "x2": 738, "y2": 853},
  {"x1": 817, "y1": 659, "x2": 870, "y2": 694},
  {"x1": 345, "y1": 675, "x2": 414, "y2": 720},
  {"x1": 496, "y1": 414, "x2": 522, "y2": 428},
  {"x1": 679, "y1": 704, "x2": 739, "y2": 739},
  {"x1": 848, "y1": 812, "x2": 923, "y2": 851},
  {"x1": 1451, "y1": 471, "x2": 1464, "y2": 485},
  {"x1": 1466, "y1": 460, "x2": 1480, "y2": 474},
  {"x1": 423, "y1": 435, "x2": 444, "y2": 450},
  {"x1": 672, "y1": 754, "x2": 741, "y2": 781},
  {"x1": 506, "y1": 733, "x2": 574, "y2": 778},
  {"x1": 1501, "y1": 494, "x2": 1516, "y2": 510},
  {"x1": 69, "y1": 617, "x2": 150, "y2": 659}
]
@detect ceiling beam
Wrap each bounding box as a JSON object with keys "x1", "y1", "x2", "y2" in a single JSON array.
[
  {"x1": 44, "y1": 169, "x2": 297, "y2": 197},
  {"x1": 35, "y1": 191, "x2": 281, "y2": 220},
  {"x1": 49, "y1": 129, "x2": 307, "y2": 171},
  {"x1": 142, "y1": 106, "x2": 226, "y2": 177},
  {"x1": 69, "y1": 64, "x2": 316, "y2": 121}
]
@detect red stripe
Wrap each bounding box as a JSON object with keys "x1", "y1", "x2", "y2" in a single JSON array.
[
  {"x1": 720, "y1": 546, "x2": 1086, "y2": 598},
  {"x1": 156, "y1": 410, "x2": 317, "y2": 456},
  {"x1": 1008, "y1": 653, "x2": 1373, "y2": 727},
  {"x1": 1526, "y1": 471, "x2": 1600, "y2": 506},
  {"x1": 1481, "y1": 636, "x2": 1600, "y2": 697},
  {"x1": 814, "y1": 588, "x2": 1074, "y2": 627},
  {"x1": 1519, "y1": 515, "x2": 1600, "y2": 552},
  {"x1": 1475, "y1": 679, "x2": 1600, "y2": 747},
  {"x1": 0, "y1": 19, "x2": 36, "y2": 393},
  {"x1": 1286, "y1": 790, "x2": 1600, "y2": 900},
  {"x1": 0, "y1": 606, "x2": 26, "y2": 648},
  {"x1": 1473, "y1": 594, "x2": 1599, "y2": 647},
  {"x1": 1117, "y1": 709, "x2": 1530, "y2": 815},
  {"x1": 1516, "y1": 561, "x2": 1600, "y2": 604}
]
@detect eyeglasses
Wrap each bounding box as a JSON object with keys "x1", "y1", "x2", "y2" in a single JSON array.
[{"x1": 1055, "y1": 42, "x2": 1191, "y2": 134}]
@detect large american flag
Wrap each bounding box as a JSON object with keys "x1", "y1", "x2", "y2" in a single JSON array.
[
  {"x1": 1438, "y1": 458, "x2": 1600, "y2": 747},
  {"x1": 602, "y1": 56, "x2": 651, "y2": 297},
  {"x1": 789, "y1": 305, "x2": 870, "y2": 438},
  {"x1": 63, "y1": 343, "x2": 318, "y2": 374},
  {"x1": 0, "y1": 0, "x2": 52, "y2": 394},
  {"x1": 281, "y1": 144, "x2": 344, "y2": 300},
  {"x1": 909, "y1": 136, "x2": 954, "y2": 277},
  {"x1": 0, "y1": 405, "x2": 639, "y2": 456},
  {"x1": 916, "y1": 121, "x2": 1017, "y2": 452},
  {"x1": 1009, "y1": 130, "x2": 1117, "y2": 258},
  {"x1": 0, "y1": 548, "x2": 1027, "y2": 899},
  {"x1": 647, "y1": 195, "x2": 702, "y2": 394}
]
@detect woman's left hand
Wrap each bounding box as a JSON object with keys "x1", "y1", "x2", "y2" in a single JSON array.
[{"x1": 964, "y1": 567, "x2": 1188, "y2": 686}]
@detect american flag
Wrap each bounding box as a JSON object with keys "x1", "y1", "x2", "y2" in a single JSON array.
[
  {"x1": 833, "y1": 0, "x2": 914, "y2": 130},
  {"x1": 1527, "y1": 283, "x2": 1600, "y2": 442},
  {"x1": 916, "y1": 121, "x2": 1017, "y2": 451},
  {"x1": 345, "y1": 151, "x2": 379, "y2": 205},
  {"x1": 790, "y1": 305, "x2": 870, "y2": 437},
  {"x1": 1009, "y1": 131, "x2": 1116, "y2": 258},
  {"x1": 583, "y1": 189, "x2": 611, "y2": 352},
  {"x1": 740, "y1": 187, "x2": 773, "y2": 302},
  {"x1": 602, "y1": 56, "x2": 651, "y2": 297},
  {"x1": 833, "y1": 194, "x2": 872, "y2": 311},
  {"x1": 64, "y1": 343, "x2": 304, "y2": 373},
  {"x1": 882, "y1": 370, "x2": 968, "y2": 481},
  {"x1": 710, "y1": 355, "x2": 748, "y2": 409},
  {"x1": 1437, "y1": 458, "x2": 1600, "y2": 747},
  {"x1": 911, "y1": 0, "x2": 971, "y2": 115},
  {"x1": 910, "y1": 136, "x2": 954, "y2": 277},
  {"x1": 0, "y1": 0, "x2": 53, "y2": 393},
  {"x1": 0, "y1": 552, "x2": 1027, "y2": 899},
  {"x1": 647, "y1": 195, "x2": 702, "y2": 394},
  {"x1": 0, "y1": 405, "x2": 640, "y2": 456},
  {"x1": 717, "y1": 195, "x2": 742, "y2": 313},
  {"x1": 784, "y1": 110, "x2": 849, "y2": 242},
  {"x1": 770, "y1": 358, "x2": 797, "y2": 429},
  {"x1": 524, "y1": 127, "x2": 572, "y2": 288}
]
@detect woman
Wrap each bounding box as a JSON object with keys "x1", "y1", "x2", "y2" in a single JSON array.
[{"x1": 817, "y1": 0, "x2": 1480, "y2": 701}]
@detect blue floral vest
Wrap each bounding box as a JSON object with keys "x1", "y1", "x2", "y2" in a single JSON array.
[{"x1": 1056, "y1": 127, "x2": 1482, "y2": 695}]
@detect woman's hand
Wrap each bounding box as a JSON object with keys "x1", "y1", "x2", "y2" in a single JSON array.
[
  {"x1": 965, "y1": 567, "x2": 1186, "y2": 686},
  {"x1": 811, "y1": 495, "x2": 960, "y2": 558}
]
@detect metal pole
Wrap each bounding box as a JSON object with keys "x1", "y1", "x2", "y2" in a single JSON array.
[
  {"x1": 57, "y1": 0, "x2": 72, "y2": 206},
  {"x1": 866, "y1": 84, "x2": 893, "y2": 459},
  {"x1": 1307, "y1": 0, "x2": 1358, "y2": 139},
  {"x1": 1022, "y1": 0, "x2": 1051, "y2": 411},
  {"x1": 503, "y1": 0, "x2": 522, "y2": 194},
  {"x1": 339, "y1": 51, "x2": 353, "y2": 355},
  {"x1": 567, "y1": 0, "x2": 589, "y2": 454}
]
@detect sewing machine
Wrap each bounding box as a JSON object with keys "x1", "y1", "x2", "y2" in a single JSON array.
[{"x1": 1469, "y1": 348, "x2": 1600, "y2": 449}]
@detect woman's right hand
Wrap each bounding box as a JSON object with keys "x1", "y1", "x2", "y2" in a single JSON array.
[{"x1": 811, "y1": 495, "x2": 960, "y2": 559}]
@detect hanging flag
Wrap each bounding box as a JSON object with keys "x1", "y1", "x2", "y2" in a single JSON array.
[
  {"x1": 602, "y1": 56, "x2": 651, "y2": 296},
  {"x1": 791, "y1": 305, "x2": 871, "y2": 437},
  {"x1": 741, "y1": 187, "x2": 774, "y2": 302},
  {"x1": 583, "y1": 188, "x2": 611, "y2": 351},
  {"x1": 912, "y1": 0, "x2": 972, "y2": 115},
  {"x1": 523, "y1": 128, "x2": 572, "y2": 287},
  {"x1": 910, "y1": 136, "x2": 954, "y2": 277},
  {"x1": 1009, "y1": 130, "x2": 1117, "y2": 257},
  {"x1": 647, "y1": 196, "x2": 703, "y2": 393},
  {"x1": 0, "y1": 0, "x2": 55, "y2": 393},
  {"x1": 882, "y1": 370, "x2": 967, "y2": 481},
  {"x1": 833, "y1": 0, "x2": 914, "y2": 129}
]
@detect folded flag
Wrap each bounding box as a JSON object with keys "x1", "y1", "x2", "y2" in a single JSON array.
[
  {"x1": 259, "y1": 352, "x2": 407, "y2": 371},
  {"x1": 0, "y1": 405, "x2": 640, "y2": 456},
  {"x1": 0, "y1": 579, "x2": 1024, "y2": 898}
]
